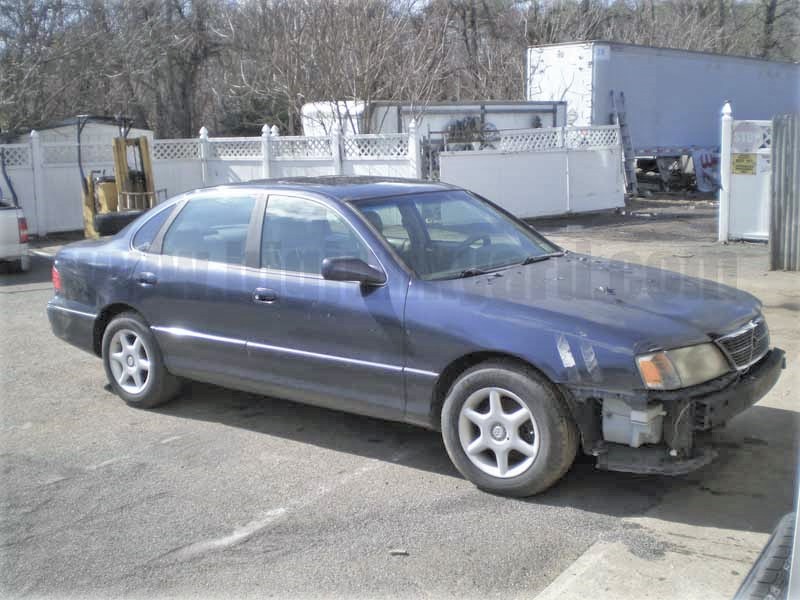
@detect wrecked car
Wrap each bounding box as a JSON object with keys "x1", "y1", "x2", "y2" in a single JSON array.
[{"x1": 47, "y1": 177, "x2": 785, "y2": 496}]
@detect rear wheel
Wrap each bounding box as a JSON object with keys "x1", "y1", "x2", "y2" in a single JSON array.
[
  {"x1": 6, "y1": 257, "x2": 29, "y2": 273},
  {"x1": 441, "y1": 360, "x2": 578, "y2": 497},
  {"x1": 15, "y1": 256, "x2": 30, "y2": 272},
  {"x1": 102, "y1": 312, "x2": 180, "y2": 408}
]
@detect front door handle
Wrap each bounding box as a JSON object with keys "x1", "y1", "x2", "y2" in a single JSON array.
[
  {"x1": 136, "y1": 272, "x2": 157, "y2": 286},
  {"x1": 253, "y1": 287, "x2": 277, "y2": 303}
]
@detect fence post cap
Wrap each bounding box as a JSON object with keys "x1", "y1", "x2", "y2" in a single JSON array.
[
  {"x1": 261, "y1": 124, "x2": 270, "y2": 136},
  {"x1": 270, "y1": 125, "x2": 280, "y2": 137},
  {"x1": 721, "y1": 102, "x2": 732, "y2": 117},
  {"x1": 408, "y1": 118, "x2": 416, "y2": 130},
  {"x1": 199, "y1": 126, "x2": 209, "y2": 138},
  {"x1": 30, "y1": 129, "x2": 39, "y2": 139}
]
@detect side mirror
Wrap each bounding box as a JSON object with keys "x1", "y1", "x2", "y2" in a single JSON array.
[{"x1": 321, "y1": 257, "x2": 386, "y2": 286}]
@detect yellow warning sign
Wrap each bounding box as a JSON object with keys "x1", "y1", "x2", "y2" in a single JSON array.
[{"x1": 732, "y1": 153, "x2": 757, "y2": 175}]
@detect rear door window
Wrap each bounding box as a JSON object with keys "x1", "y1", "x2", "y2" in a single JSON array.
[
  {"x1": 132, "y1": 205, "x2": 175, "y2": 252},
  {"x1": 161, "y1": 195, "x2": 256, "y2": 265}
]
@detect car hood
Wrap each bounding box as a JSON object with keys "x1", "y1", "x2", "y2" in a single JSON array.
[{"x1": 438, "y1": 253, "x2": 761, "y2": 352}]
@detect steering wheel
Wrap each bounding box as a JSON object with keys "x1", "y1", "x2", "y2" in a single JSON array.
[{"x1": 451, "y1": 234, "x2": 491, "y2": 267}]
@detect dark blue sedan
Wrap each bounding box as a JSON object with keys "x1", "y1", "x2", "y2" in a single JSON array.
[{"x1": 48, "y1": 177, "x2": 785, "y2": 496}]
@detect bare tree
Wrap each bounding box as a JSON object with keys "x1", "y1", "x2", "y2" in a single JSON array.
[{"x1": 1, "y1": 0, "x2": 797, "y2": 137}]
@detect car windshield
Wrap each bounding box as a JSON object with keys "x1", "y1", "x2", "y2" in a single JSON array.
[{"x1": 352, "y1": 190, "x2": 560, "y2": 280}]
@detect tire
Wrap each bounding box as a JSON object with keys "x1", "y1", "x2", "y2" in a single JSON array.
[
  {"x1": 733, "y1": 512, "x2": 794, "y2": 600},
  {"x1": 441, "y1": 360, "x2": 578, "y2": 497},
  {"x1": 4, "y1": 257, "x2": 29, "y2": 273},
  {"x1": 15, "y1": 256, "x2": 30, "y2": 272},
  {"x1": 101, "y1": 312, "x2": 180, "y2": 408}
]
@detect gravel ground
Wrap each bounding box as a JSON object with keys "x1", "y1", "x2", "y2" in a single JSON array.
[{"x1": 1, "y1": 197, "x2": 797, "y2": 599}]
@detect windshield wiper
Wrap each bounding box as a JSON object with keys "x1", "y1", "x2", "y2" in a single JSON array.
[
  {"x1": 520, "y1": 251, "x2": 565, "y2": 265},
  {"x1": 454, "y1": 267, "x2": 489, "y2": 278},
  {"x1": 444, "y1": 253, "x2": 565, "y2": 280},
  {"x1": 520, "y1": 255, "x2": 551, "y2": 265}
]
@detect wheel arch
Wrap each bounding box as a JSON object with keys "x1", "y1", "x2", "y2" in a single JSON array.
[
  {"x1": 93, "y1": 303, "x2": 143, "y2": 356},
  {"x1": 429, "y1": 351, "x2": 594, "y2": 451},
  {"x1": 430, "y1": 351, "x2": 560, "y2": 430}
]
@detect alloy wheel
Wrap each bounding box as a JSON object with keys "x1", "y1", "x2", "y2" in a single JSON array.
[
  {"x1": 107, "y1": 328, "x2": 151, "y2": 394},
  {"x1": 457, "y1": 387, "x2": 540, "y2": 478}
]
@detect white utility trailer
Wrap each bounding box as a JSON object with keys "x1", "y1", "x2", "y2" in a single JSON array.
[
  {"x1": 526, "y1": 41, "x2": 800, "y2": 156},
  {"x1": 301, "y1": 100, "x2": 567, "y2": 136}
]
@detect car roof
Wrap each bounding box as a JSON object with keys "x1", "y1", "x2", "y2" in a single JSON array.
[{"x1": 239, "y1": 176, "x2": 458, "y2": 203}]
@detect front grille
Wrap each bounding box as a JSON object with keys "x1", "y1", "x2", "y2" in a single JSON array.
[{"x1": 716, "y1": 317, "x2": 770, "y2": 370}]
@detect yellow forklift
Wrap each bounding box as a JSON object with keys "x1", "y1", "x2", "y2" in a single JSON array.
[{"x1": 77, "y1": 115, "x2": 163, "y2": 238}]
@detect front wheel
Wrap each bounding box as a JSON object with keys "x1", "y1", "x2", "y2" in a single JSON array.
[
  {"x1": 101, "y1": 312, "x2": 180, "y2": 408},
  {"x1": 441, "y1": 361, "x2": 578, "y2": 497}
]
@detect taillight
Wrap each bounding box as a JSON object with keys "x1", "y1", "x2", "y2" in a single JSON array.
[
  {"x1": 52, "y1": 265, "x2": 62, "y2": 293},
  {"x1": 18, "y1": 217, "x2": 29, "y2": 243}
]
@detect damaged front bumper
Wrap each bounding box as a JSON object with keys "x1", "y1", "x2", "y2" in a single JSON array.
[
  {"x1": 567, "y1": 347, "x2": 786, "y2": 476},
  {"x1": 691, "y1": 347, "x2": 786, "y2": 431},
  {"x1": 596, "y1": 443, "x2": 718, "y2": 476}
]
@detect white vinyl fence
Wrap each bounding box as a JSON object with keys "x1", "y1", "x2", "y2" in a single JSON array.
[
  {"x1": 0, "y1": 124, "x2": 422, "y2": 235},
  {"x1": 0, "y1": 120, "x2": 623, "y2": 235},
  {"x1": 439, "y1": 125, "x2": 624, "y2": 218}
]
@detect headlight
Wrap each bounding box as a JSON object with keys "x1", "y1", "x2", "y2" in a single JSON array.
[{"x1": 636, "y1": 343, "x2": 730, "y2": 390}]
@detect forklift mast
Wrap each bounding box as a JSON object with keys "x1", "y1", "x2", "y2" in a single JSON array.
[{"x1": 77, "y1": 115, "x2": 160, "y2": 238}]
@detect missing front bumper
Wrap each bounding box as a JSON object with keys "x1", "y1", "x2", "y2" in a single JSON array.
[
  {"x1": 596, "y1": 443, "x2": 717, "y2": 476},
  {"x1": 583, "y1": 348, "x2": 785, "y2": 475},
  {"x1": 692, "y1": 347, "x2": 785, "y2": 431}
]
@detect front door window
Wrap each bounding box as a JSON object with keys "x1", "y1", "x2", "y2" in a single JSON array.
[{"x1": 261, "y1": 195, "x2": 373, "y2": 276}]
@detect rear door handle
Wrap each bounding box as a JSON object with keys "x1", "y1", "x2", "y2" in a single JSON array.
[
  {"x1": 253, "y1": 288, "x2": 277, "y2": 303},
  {"x1": 136, "y1": 272, "x2": 157, "y2": 286}
]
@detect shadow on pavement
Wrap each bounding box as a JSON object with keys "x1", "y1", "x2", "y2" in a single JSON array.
[
  {"x1": 154, "y1": 380, "x2": 795, "y2": 534},
  {"x1": 0, "y1": 255, "x2": 53, "y2": 286}
]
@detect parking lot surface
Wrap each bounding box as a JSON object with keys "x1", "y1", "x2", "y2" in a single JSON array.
[{"x1": 2, "y1": 198, "x2": 798, "y2": 599}]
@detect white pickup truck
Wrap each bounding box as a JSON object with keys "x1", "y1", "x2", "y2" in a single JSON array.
[{"x1": 0, "y1": 200, "x2": 30, "y2": 272}]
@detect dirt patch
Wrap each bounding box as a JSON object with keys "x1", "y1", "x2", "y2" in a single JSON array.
[{"x1": 528, "y1": 196, "x2": 721, "y2": 245}]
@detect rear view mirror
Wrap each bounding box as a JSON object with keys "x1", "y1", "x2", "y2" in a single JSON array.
[{"x1": 321, "y1": 257, "x2": 386, "y2": 286}]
